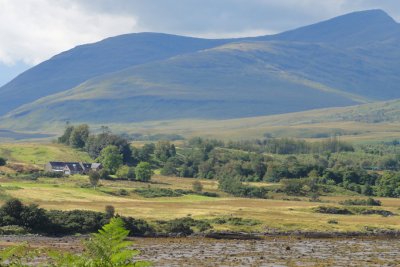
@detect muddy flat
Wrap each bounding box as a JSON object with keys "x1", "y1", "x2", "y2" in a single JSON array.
[{"x1": 1, "y1": 236, "x2": 400, "y2": 266}]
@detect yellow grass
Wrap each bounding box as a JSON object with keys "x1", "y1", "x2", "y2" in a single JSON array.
[{"x1": 1, "y1": 175, "x2": 400, "y2": 232}]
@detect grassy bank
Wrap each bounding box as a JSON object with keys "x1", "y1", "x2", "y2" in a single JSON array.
[{"x1": 1, "y1": 174, "x2": 399, "y2": 233}]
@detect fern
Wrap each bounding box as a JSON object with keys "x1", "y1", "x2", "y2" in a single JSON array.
[
  {"x1": 0, "y1": 218, "x2": 151, "y2": 267},
  {"x1": 0, "y1": 242, "x2": 41, "y2": 267},
  {"x1": 51, "y1": 217, "x2": 151, "y2": 267}
]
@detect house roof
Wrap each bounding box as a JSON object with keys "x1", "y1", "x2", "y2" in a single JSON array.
[
  {"x1": 48, "y1": 162, "x2": 100, "y2": 172},
  {"x1": 64, "y1": 163, "x2": 85, "y2": 172},
  {"x1": 91, "y1": 163, "x2": 102, "y2": 169}
]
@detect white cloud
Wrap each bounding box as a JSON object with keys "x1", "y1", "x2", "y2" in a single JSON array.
[
  {"x1": 0, "y1": 0, "x2": 137, "y2": 65},
  {"x1": 0, "y1": 0, "x2": 398, "y2": 67}
]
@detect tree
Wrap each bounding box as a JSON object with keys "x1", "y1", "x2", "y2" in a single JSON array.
[
  {"x1": 105, "y1": 205, "x2": 115, "y2": 219},
  {"x1": 0, "y1": 157, "x2": 6, "y2": 166},
  {"x1": 280, "y1": 179, "x2": 305, "y2": 196},
  {"x1": 375, "y1": 172, "x2": 400, "y2": 197},
  {"x1": 58, "y1": 125, "x2": 74, "y2": 145},
  {"x1": 89, "y1": 171, "x2": 100, "y2": 189},
  {"x1": 116, "y1": 165, "x2": 135, "y2": 180},
  {"x1": 192, "y1": 180, "x2": 203, "y2": 193},
  {"x1": 154, "y1": 141, "x2": 176, "y2": 162},
  {"x1": 69, "y1": 124, "x2": 90, "y2": 148},
  {"x1": 86, "y1": 133, "x2": 132, "y2": 164},
  {"x1": 97, "y1": 145, "x2": 123, "y2": 174},
  {"x1": 132, "y1": 143, "x2": 155, "y2": 164},
  {"x1": 135, "y1": 162, "x2": 153, "y2": 182}
]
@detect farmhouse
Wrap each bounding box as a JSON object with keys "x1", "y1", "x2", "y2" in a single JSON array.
[{"x1": 45, "y1": 162, "x2": 102, "y2": 175}]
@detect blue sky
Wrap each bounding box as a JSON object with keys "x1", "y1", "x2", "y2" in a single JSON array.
[{"x1": 0, "y1": 0, "x2": 399, "y2": 86}]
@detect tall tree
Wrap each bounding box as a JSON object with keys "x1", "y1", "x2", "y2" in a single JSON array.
[
  {"x1": 97, "y1": 145, "x2": 123, "y2": 174},
  {"x1": 69, "y1": 124, "x2": 90, "y2": 148},
  {"x1": 135, "y1": 162, "x2": 153, "y2": 182}
]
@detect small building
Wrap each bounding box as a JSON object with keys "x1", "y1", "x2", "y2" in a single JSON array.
[{"x1": 45, "y1": 162, "x2": 102, "y2": 176}]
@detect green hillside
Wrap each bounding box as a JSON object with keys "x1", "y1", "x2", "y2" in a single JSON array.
[
  {"x1": 4, "y1": 98, "x2": 399, "y2": 142},
  {"x1": 1, "y1": 10, "x2": 399, "y2": 132},
  {"x1": 1, "y1": 41, "x2": 372, "y2": 129}
]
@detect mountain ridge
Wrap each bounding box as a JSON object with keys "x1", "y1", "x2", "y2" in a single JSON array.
[{"x1": 1, "y1": 9, "x2": 399, "y2": 131}]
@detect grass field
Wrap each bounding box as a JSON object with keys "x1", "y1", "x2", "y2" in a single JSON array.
[
  {"x1": 0, "y1": 142, "x2": 400, "y2": 233},
  {"x1": 1, "y1": 174, "x2": 400, "y2": 233},
  {"x1": 3, "y1": 99, "x2": 400, "y2": 143},
  {"x1": 0, "y1": 143, "x2": 92, "y2": 166}
]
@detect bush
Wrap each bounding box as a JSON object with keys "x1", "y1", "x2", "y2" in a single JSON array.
[
  {"x1": 88, "y1": 171, "x2": 100, "y2": 188},
  {"x1": 164, "y1": 219, "x2": 193, "y2": 236},
  {"x1": 116, "y1": 189, "x2": 129, "y2": 196},
  {"x1": 0, "y1": 225, "x2": 28, "y2": 235},
  {"x1": 135, "y1": 162, "x2": 153, "y2": 182},
  {"x1": 119, "y1": 216, "x2": 154, "y2": 236},
  {"x1": 0, "y1": 157, "x2": 6, "y2": 166},
  {"x1": 327, "y1": 219, "x2": 338, "y2": 224},
  {"x1": 212, "y1": 217, "x2": 260, "y2": 226},
  {"x1": 200, "y1": 191, "x2": 219, "y2": 197},
  {"x1": 0, "y1": 199, "x2": 155, "y2": 236},
  {"x1": 350, "y1": 207, "x2": 394, "y2": 217},
  {"x1": 46, "y1": 210, "x2": 107, "y2": 235},
  {"x1": 116, "y1": 165, "x2": 136, "y2": 180},
  {"x1": 339, "y1": 198, "x2": 381, "y2": 206},
  {"x1": 218, "y1": 175, "x2": 268, "y2": 198},
  {"x1": 41, "y1": 171, "x2": 64, "y2": 178},
  {"x1": 314, "y1": 206, "x2": 353, "y2": 215},
  {"x1": 135, "y1": 188, "x2": 182, "y2": 198},
  {"x1": 98, "y1": 169, "x2": 110, "y2": 179},
  {"x1": 192, "y1": 180, "x2": 203, "y2": 193}
]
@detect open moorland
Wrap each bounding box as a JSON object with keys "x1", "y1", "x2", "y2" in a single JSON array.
[
  {"x1": 1, "y1": 128, "x2": 400, "y2": 266},
  {"x1": 1, "y1": 141, "x2": 400, "y2": 234}
]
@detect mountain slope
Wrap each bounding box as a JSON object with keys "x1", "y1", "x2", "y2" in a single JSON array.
[
  {"x1": 0, "y1": 33, "x2": 232, "y2": 115},
  {"x1": 1, "y1": 9, "x2": 400, "y2": 131},
  {"x1": 264, "y1": 9, "x2": 400, "y2": 47},
  {"x1": 0, "y1": 41, "x2": 367, "y2": 129}
]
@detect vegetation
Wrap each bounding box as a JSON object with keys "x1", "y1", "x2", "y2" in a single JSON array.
[
  {"x1": 97, "y1": 145, "x2": 123, "y2": 174},
  {"x1": 135, "y1": 188, "x2": 182, "y2": 198},
  {"x1": 116, "y1": 165, "x2": 136, "y2": 180},
  {"x1": 339, "y1": 198, "x2": 382, "y2": 206},
  {"x1": 192, "y1": 180, "x2": 203, "y2": 193},
  {"x1": 89, "y1": 171, "x2": 100, "y2": 189},
  {"x1": 0, "y1": 199, "x2": 152, "y2": 236},
  {"x1": 0, "y1": 218, "x2": 151, "y2": 267},
  {"x1": 0, "y1": 157, "x2": 6, "y2": 166},
  {"x1": 314, "y1": 206, "x2": 395, "y2": 217},
  {"x1": 135, "y1": 162, "x2": 153, "y2": 182}
]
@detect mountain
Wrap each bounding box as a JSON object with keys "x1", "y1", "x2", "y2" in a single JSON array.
[
  {"x1": 1, "y1": 9, "x2": 400, "y2": 131},
  {"x1": 0, "y1": 33, "x2": 232, "y2": 115},
  {"x1": 265, "y1": 9, "x2": 400, "y2": 47},
  {"x1": 0, "y1": 62, "x2": 30, "y2": 87}
]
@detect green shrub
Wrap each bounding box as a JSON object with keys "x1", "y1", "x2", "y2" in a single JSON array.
[
  {"x1": 119, "y1": 216, "x2": 154, "y2": 237},
  {"x1": 212, "y1": 217, "x2": 260, "y2": 226},
  {"x1": 135, "y1": 162, "x2": 153, "y2": 182},
  {"x1": 0, "y1": 225, "x2": 27, "y2": 235},
  {"x1": 135, "y1": 188, "x2": 182, "y2": 198},
  {"x1": 192, "y1": 180, "x2": 203, "y2": 192},
  {"x1": 40, "y1": 171, "x2": 64, "y2": 178},
  {"x1": 327, "y1": 219, "x2": 338, "y2": 224},
  {"x1": 314, "y1": 206, "x2": 353, "y2": 215},
  {"x1": 339, "y1": 198, "x2": 382, "y2": 206},
  {"x1": 164, "y1": 219, "x2": 193, "y2": 236},
  {"x1": 350, "y1": 207, "x2": 394, "y2": 217},
  {"x1": 116, "y1": 189, "x2": 129, "y2": 196}
]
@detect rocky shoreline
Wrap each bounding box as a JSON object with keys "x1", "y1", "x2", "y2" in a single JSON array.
[{"x1": 1, "y1": 228, "x2": 400, "y2": 242}]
